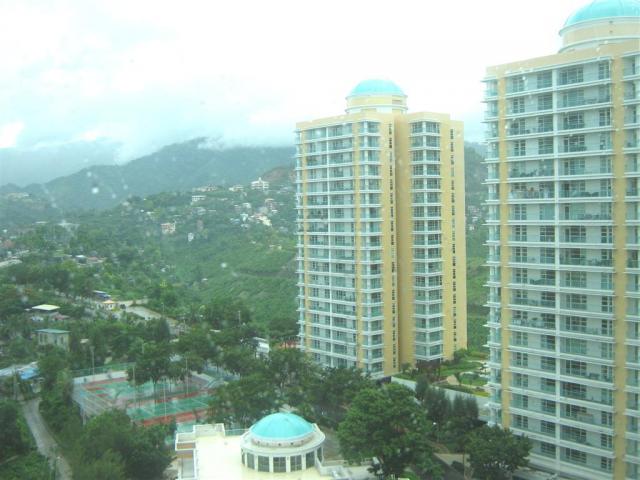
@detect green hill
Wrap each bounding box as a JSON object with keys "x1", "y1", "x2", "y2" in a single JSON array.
[{"x1": 19, "y1": 139, "x2": 294, "y2": 212}]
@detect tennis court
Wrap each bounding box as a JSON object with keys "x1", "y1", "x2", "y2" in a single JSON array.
[{"x1": 72, "y1": 368, "x2": 222, "y2": 426}]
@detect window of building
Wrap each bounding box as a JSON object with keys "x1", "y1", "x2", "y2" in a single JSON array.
[
  {"x1": 559, "y1": 66, "x2": 584, "y2": 85},
  {"x1": 541, "y1": 356, "x2": 556, "y2": 372},
  {"x1": 540, "y1": 442, "x2": 556, "y2": 457},
  {"x1": 247, "y1": 453, "x2": 255, "y2": 469},
  {"x1": 538, "y1": 93, "x2": 553, "y2": 110},
  {"x1": 538, "y1": 137, "x2": 554, "y2": 154},
  {"x1": 598, "y1": 61, "x2": 610, "y2": 80},
  {"x1": 273, "y1": 457, "x2": 286, "y2": 473},
  {"x1": 541, "y1": 420, "x2": 556, "y2": 435},
  {"x1": 290, "y1": 455, "x2": 302, "y2": 471},
  {"x1": 539, "y1": 226, "x2": 554, "y2": 242},
  {"x1": 537, "y1": 71, "x2": 552, "y2": 89},
  {"x1": 564, "y1": 447, "x2": 586, "y2": 464},
  {"x1": 258, "y1": 456, "x2": 270, "y2": 472},
  {"x1": 601, "y1": 296, "x2": 613, "y2": 313}
]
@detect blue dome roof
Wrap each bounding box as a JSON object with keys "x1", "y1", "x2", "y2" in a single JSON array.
[
  {"x1": 349, "y1": 79, "x2": 405, "y2": 97},
  {"x1": 250, "y1": 413, "x2": 314, "y2": 441},
  {"x1": 564, "y1": 0, "x2": 640, "y2": 27}
]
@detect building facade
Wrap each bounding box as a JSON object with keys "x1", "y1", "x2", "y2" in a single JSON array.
[
  {"x1": 296, "y1": 79, "x2": 467, "y2": 378},
  {"x1": 484, "y1": 1, "x2": 640, "y2": 478}
]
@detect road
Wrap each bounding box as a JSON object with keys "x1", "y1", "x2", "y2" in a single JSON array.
[{"x1": 22, "y1": 399, "x2": 73, "y2": 480}]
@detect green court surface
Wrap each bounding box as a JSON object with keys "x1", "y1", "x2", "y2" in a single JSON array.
[{"x1": 128, "y1": 394, "x2": 212, "y2": 421}]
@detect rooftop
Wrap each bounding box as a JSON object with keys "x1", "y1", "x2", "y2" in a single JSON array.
[
  {"x1": 32, "y1": 304, "x2": 60, "y2": 312},
  {"x1": 36, "y1": 328, "x2": 69, "y2": 334},
  {"x1": 564, "y1": 0, "x2": 640, "y2": 26}
]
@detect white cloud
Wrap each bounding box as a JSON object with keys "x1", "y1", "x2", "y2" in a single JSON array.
[
  {"x1": 0, "y1": 121, "x2": 25, "y2": 148},
  {"x1": 0, "y1": 0, "x2": 589, "y2": 157}
]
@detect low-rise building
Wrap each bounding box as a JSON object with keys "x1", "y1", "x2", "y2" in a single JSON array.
[
  {"x1": 102, "y1": 299, "x2": 117, "y2": 311},
  {"x1": 161, "y1": 222, "x2": 176, "y2": 235},
  {"x1": 175, "y1": 413, "x2": 362, "y2": 479},
  {"x1": 31, "y1": 304, "x2": 60, "y2": 317},
  {"x1": 251, "y1": 177, "x2": 269, "y2": 191},
  {"x1": 36, "y1": 329, "x2": 70, "y2": 351},
  {"x1": 191, "y1": 195, "x2": 206, "y2": 204}
]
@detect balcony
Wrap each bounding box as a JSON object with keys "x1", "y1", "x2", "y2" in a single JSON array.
[
  {"x1": 560, "y1": 213, "x2": 612, "y2": 221},
  {"x1": 557, "y1": 96, "x2": 611, "y2": 109},
  {"x1": 560, "y1": 190, "x2": 610, "y2": 199},
  {"x1": 509, "y1": 190, "x2": 555, "y2": 200},
  {"x1": 511, "y1": 297, "x2": 556, "y2": 308},
  {"x1": 560, "y1": 167, "x2": 612, "y2": 177},
  {"x1": 507, "y1": 126, "x2": 554, "y2": 137},
  {"x1": 508, "y1": 169, "x2": 554, "y2": 179},
  {"x1": 511, "y1": 319, "x2": 556, "y2": 330}
]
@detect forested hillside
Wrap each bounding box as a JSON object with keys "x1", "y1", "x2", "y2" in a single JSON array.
[{"x1": 10, "y1": 139, "x2": 294, "y2": 212}]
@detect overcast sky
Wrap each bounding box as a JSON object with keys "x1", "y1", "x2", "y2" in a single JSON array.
[{"x1": 0, "y1": 0, "x2": 587, "y2": 161}]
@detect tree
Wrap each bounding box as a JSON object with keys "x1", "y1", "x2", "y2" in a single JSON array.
[
  {"x1": 37, "y1": 347, "x2": 69, "y2": 392},
  {"x1": 209, "y1": 373, "x2": 277, "y2": 427},
  {"x1": 127, "y1": 341, "x2": 171, "y2": 398},
  {"x1": 439, "y1": 395, "x2": 480, "y2": 451},
  {"x1": 338, "y1": 383, "x2": 435, "y2": 478},
  {"x1": 81, "y1": 410, "x2": 171, "y2": 480},
  {"x1": 467, "y1": 425, "x2": 532, "y2": 480},
  {"x1": 74, "y1": 450, "x2": 126, "y2": 480},
  {"x1": 0, "y1": 401, "x2": 28, "y2": 460},
  {"x1": 267, "y1": 348, "x2": 313, "y2": 402},
  {"x1": 420, "y1": 385, "x2": 451, "y2": 426},
  {"x1": 305, "y1": 367, "x2": 372, "y2": 427}
]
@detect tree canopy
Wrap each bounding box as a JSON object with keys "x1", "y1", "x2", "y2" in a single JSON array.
[
  {"x1": 337, "y1": 383, "x2": 435, "y2": 478},
  {"x1": 467, "y1": 425, "x2": 532, "y2": 480}
]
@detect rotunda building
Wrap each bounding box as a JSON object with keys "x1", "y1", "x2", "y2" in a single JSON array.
[{"x1": 240, "y1": 412, "x2": 325, "y2": 473}]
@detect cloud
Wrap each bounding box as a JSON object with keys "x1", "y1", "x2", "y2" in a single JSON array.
[
  {"x1": 0, "y1": 121, "x2": 25, "y2": 148},
  {"x1": 0, "y1": 0, "x2": 588, "y2": 161}
]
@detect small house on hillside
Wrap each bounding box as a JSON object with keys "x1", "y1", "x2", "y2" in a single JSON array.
[{"x1": 36, "y1": 329, "x2": 70, "y2": 351}]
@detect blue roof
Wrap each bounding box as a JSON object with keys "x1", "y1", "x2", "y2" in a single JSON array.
[
  {"x1": 349, "y1": 79, "x2": 405, "y2": 97},
  {"x1": 564, "y1": 0, "x2": 640, "y2": 26},
  {"x1": 20, "y1": 368, "x2": 38, "y2": 381},
  {"x1": 250, "y1": 413, "x2": 313, "y2": 440}
]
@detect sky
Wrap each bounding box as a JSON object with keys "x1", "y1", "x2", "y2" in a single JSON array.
[{"x1": 0, "y1": 0, "x2": 588, "y2": 162}]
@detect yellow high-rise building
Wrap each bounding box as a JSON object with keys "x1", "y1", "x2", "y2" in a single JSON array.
[
  {"x1": 484, "y1": 1, "x2": 640, "y2": 478},
  {"x1": 295, "y1": 79, "x2": 467, "y2": 378}
]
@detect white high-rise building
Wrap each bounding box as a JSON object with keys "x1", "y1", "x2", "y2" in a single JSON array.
[
  {"x1": 484, "y1": 1, "x2": 640, "y2": 479},
  {"x1": 296, "y1": 79, "x2": 467, "y2": 378}
]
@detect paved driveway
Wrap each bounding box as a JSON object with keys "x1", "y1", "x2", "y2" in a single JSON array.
[{"x1": 22, "y1": 398, "x2": 73, "y2": 480}]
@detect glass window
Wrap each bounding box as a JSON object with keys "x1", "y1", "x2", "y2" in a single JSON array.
[
  {"x1": 290, "y1": 455, "x2": 302, "y2": 471},
  {"x1": 247, "y1": 453, "x2": 255, "y2": 469},
  {"x1": 273, "y1": 457, "x2": 286, "y2": 473},
  {"x1": 305, "y1": 451, "x2": 315, "y2": 468},
  {"x1": 258, "y1": 456, "x2": 270, "y2": 472}
]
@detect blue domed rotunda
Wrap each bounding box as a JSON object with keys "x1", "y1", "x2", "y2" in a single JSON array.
[{"x1": 241, "y1": 412, "x2": 325, "y2": 473}]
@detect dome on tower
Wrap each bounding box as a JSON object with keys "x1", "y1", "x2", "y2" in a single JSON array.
[
  {"x1": 564, "y1": 0, "x2": 640, "y2": 27},
  {"x1": 348, "y1": 79, "x2": 405, "y2": 97}
]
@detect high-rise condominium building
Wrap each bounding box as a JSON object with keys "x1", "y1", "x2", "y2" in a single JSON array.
[
  {"x1": 484, "y1": 0, "x2": 640, "y2": 478},
  {"x1": 295, "y1": 79, "x2": 467, "y2": 378}
]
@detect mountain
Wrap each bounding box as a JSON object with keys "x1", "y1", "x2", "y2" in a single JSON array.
[
  {"x1": 12, "y1": 139, "x2": 294, "y2": 212},
  {"x1": 0, "y1": 139, "x2": 121, "y2": 187}
]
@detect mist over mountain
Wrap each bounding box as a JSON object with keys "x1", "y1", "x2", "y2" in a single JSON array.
[
  {"x1": 6, "y1": 138, "x2": 294, "y2": 213},
  {"x1": 0, "y1": 139, "x2": 122, "y2": 187}
]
